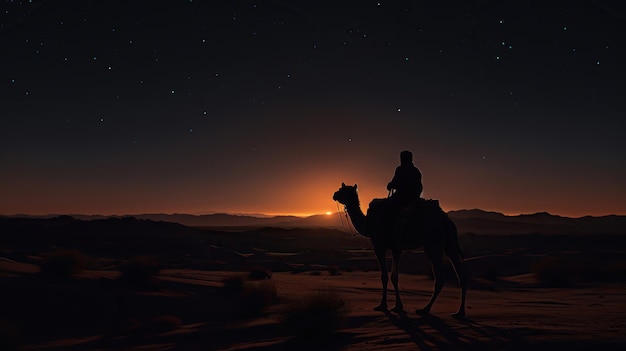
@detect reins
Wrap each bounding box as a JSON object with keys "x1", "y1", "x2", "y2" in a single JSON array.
[{"x1": 336, "y1": 201, "x2": 359, "y2": 237}]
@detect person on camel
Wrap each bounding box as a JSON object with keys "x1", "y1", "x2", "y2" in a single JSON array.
[
  {"x1": 386, "y1": 150, "x2": 424, "y2": 234},
  {"x1": 387, "y1": 150, "x2": 423, "y2": 206}
]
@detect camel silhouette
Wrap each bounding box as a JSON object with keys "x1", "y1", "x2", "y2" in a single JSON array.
[{"x1": 333, "y1": 183, "x2": 467, "y2": 317}]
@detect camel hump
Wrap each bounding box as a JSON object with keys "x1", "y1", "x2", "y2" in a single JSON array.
[
  {"x1": 414, "y1": 199, "x2": 447, "y2": 218},
  {"x1": 368, "y1": 197, "x2": 442, "y2": 215},
  {"x1": 367, "y1": 198, "x2": 392, "y2": 217},
  {"x1": 367, "y1": 198, "x2": 444, "y2": 221},
  {"x1": 423, "y1": 199, "x2": 441, "y2": 211}
]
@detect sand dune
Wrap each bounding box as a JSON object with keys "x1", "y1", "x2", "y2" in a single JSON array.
[
  {"x1": 1, "y1": 218, "x2": 625, "y2": 350},
  {"x1": 2, "y1": 267, "x2": 624, "y2": 350}
]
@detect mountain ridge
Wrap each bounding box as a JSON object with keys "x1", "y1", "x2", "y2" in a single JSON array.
[{"x1": 3, "y1": 209, "x2": 626, "y2": 235}]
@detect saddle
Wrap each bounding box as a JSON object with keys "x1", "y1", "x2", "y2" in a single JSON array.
[
  {"x1": 369, "y1": 197, "x2": 441, "y2": 228},
  {"x1": 398, "y1": 198, "x2": 439, "y2": 214},
  {"x1": 393, "y1": 198, "x2": 441, "y2": 234}
]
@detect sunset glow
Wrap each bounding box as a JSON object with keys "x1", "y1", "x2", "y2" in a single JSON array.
[
  {"x1": 1, "y1": 1, "x2": 624, "y2": 218},
  {"x1": 2, "y1": 5, "x2": 625, "y2": 350}
]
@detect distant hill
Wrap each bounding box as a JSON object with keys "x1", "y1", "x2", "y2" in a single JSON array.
[
  {"x1": 133, "y1": 213, "x2": 301, "y2": 227},
  {"x1": 4, "y1": 209, "x2": 626, "y2": 235},
  {"x1": 10, "y1": 213, "x2": 302, "y2": 227},
  {"x1": 447, "y1": 209, "x2": 626, "y2": 235},
  {"x1": 0, "y1": 215, "x2": 208, "y2": 257}
]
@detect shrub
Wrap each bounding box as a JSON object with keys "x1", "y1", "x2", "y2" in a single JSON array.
[
  {"x1": 281, "y1": 288, "x2": 350, "y2": 339},
  {"x1": 248, "y1": 266, "x2": 271, "y2": 280},
  {"x1": 221, "y1": 273, "x2": 246, "y2": 294},
  {"x1": 220, "y1": 273, "x2": 277, "y2": 318},
  {"x1": 238, "y1": 280, "x2": 277, "y2": 317},
  {"x1": 39, "y1": 249, "x2": 88, "y2": 280},
  {"x1": 118, "y1": 256, "x2": 161, "y2": 288},
  {"x1": 328, "y1": 266, "x2": 340, "y2": 276}
]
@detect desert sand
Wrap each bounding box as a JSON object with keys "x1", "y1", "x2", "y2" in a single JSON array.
[{"x1": 1, "y1": 217, "x2": 625, "y2": 350}]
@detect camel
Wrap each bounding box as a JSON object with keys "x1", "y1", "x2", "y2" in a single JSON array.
[{"x1": 333, "y1": 183, "x2": 467, "y2": 317}]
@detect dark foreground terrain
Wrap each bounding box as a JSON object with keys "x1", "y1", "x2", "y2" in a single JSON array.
[{"x1": 1, "y1": 216, "x2": 625, "y2": 350}]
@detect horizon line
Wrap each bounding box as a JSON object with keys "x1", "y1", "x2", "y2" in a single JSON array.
[{"x1": 2, "y1": 209, "x2": 625, "y2": 219}]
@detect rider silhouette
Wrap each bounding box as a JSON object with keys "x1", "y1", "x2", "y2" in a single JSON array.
[{"x1": 387, "y1": 150, "x2": 423, "y2": 207}]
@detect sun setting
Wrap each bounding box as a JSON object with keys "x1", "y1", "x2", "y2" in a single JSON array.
[{"x1": 326, "y1": 211, "x2": 333, "y2": 215}]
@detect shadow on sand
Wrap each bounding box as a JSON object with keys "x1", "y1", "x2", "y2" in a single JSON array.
[
  {"x1": 380, "y1": 310, "x2": 626, "y2": 351},
  {"x1": 382, "y1": 310, "x2": 527, "y2": 350}
]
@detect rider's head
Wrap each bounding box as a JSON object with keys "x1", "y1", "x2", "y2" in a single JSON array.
[{"x1": 400, "y1": 150, "x2": 413, "y2": 165}]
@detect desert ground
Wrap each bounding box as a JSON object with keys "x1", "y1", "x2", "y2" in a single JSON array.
[{"x1": 1, "y1": 217, "x2": 625, "y2": 350}]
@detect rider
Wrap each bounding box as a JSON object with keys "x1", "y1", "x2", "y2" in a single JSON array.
[{"x1": 387, "y1": 150, "x2": 423, "y2": 208}]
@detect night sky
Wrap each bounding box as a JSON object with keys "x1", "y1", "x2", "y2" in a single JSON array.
[{"x1": 2, "y1": 0, "x2": 625, "y2": 217}]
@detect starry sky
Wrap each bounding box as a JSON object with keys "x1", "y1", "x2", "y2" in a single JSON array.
[{"x1": 1, "y1": 0, "x2": 625, "y2": 217}]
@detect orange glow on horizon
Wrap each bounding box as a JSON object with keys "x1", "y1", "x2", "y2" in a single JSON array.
[{"x1": 2, "y1": 166, "x2": 624, "y2": 218}]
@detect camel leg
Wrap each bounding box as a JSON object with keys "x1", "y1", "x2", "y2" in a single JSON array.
[
  {"x1": 390, "y1": 249, "x2": 404, "y2": 313},
  {"x1": 418, "y1": 249, "x2": 444, "y2": 314},
  {"x1": 374, "y1": 248, "x2": 388, "y2": 311},
  {"x1": 444, "y1": 220, "x2": 467, "y2": 318},
  {"x1": 448, "y1": 253, "x2": 467, "y2": 318}
]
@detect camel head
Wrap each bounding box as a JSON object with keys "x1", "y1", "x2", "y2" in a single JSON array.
[{"x1": 333, "y1": 183, "x2": 359, "y2": 206}]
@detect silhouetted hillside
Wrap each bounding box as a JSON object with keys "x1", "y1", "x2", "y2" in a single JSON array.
[
  {"x1": 3, "y1": 209, "x2": 626, "y2": 235},
  {"x1": 448, "y1": 210, "x2": 626, "y2": 235},
  {"x1": 68, "y1": 213, "x2": 301, "y2": 227},
  {"x1": 0, "y1": 216, "x2": 207, "y2": 257},
  {"x1": 273, "y1": 213, "x2": 348, "y2": 228},
  {"x1": 285, "y1": 210, "x2": 626, "y2": 235},
  {"x1": 446, "y1": 209, "x2": 508, "y2": 221}
]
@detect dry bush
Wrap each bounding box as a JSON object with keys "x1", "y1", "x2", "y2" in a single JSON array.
[
  {"x1": 328, "y1": 265, "x2": 340, "y2": 276},
  {"x1": 118, "y1": 256, "x2": 161, "y2": 288},
  {"x1": 220, "y1": 273, "x2": 277, "y2": 318},
  {"x1": 248, "y1": 266, "x2": 272, "y2": 280},
  {"x1": 221, "y1": 273, "x2": 246, "y2": 294},
  {"x1": 238, "y1": 280, "x2": 277, "y2": 317},
  {"x1": 39, "y1": 249, "x2": 89, "y2": 280},
  {"x1": 281, "y1": 288, "x2": 350, "y2": 339}
]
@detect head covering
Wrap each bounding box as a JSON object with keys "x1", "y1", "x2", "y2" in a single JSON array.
[{"x1": 400, "y1": 150, "x2": 413, "y2": 165}]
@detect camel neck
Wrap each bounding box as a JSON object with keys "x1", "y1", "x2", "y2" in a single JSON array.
[{"x1": 344, "y1": 201, "x2": 369, "y2": 237}]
